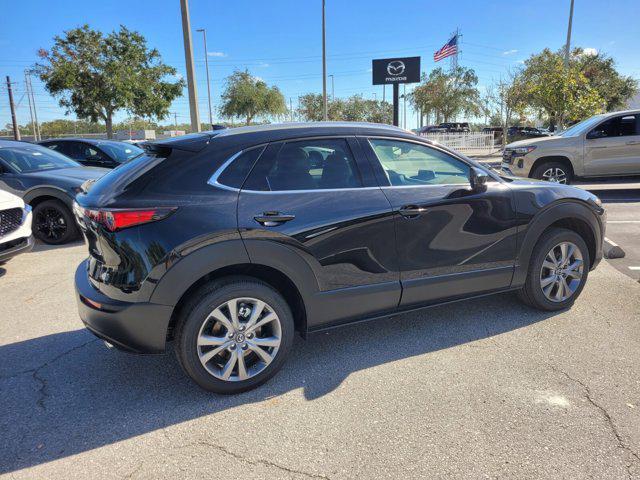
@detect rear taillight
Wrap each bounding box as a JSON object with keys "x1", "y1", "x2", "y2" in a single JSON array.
[{"x1": 80, "y1": 207, "x2": 175, "y2": 232}]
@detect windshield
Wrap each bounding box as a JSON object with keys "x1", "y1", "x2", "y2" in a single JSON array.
[
  {"x1": 559, "y1": 115, "x2": 606, "y2": 137},
  {"x1": 0, "y1": 144, "x2": 80, "y2": 173},
  {"x1": 99, "y1": 142, "x2": 144, "y2": 163}
]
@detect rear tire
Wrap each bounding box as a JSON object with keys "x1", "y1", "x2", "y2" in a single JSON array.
[
  {"x1": 531, "y1": 161, "x2": 572, "y2": 184},
  {"x1": 518, "y1": 228, "x2": 589, "y2": 311},
  {"x1": 175, "y1": 277, "x2": 295, "y2": 394},
  {"x1": 32, "y1": 199, "x2": 78, "y2": 245}
]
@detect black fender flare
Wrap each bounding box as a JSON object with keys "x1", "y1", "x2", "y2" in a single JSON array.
[
  {"x1": 149, "y1": 239, "x2": 319, "y2": 310},
  {"x1": 513, "y1": 200, "x2": 602, "y2": 286},
  {"x1": 23, "y1": 186, "x2": 74, "y2": 209}
]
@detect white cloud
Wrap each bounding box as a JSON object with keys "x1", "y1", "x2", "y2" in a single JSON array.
[
  {"x1": 582, "y1": 47, "x2": 598, "y2": 56},
  {"x1": 503, "y1": 49, "x2": 518, "y2": 55},
  {"x1": 207, "y1": 51, "x2": 226, "y2": 57},
  {"x1": 258, "y1": 62, "x2": 270, "y2": 68}
]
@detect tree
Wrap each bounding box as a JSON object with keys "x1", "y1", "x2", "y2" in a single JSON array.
[
  {"x1": 484, "y1": 72, "x2": 529, "y2": 146},
  {"x1": 35, "y1": 25, "x2": 184, "y2": 138},
  {"x1": 220, "y1": 70, "x2": 286, "y2": 125},
  {"x1": 297, "y1": 94, "x2": 392, "y2": 124},
  {"x1": 410, "y1": 67, "x2": 482, "y2": 124}
]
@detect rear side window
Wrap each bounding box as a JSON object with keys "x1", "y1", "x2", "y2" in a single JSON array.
[
  {"x1": 368, "y1": 139, "x2": 470, "y2": 186},
  {"x1": 215, "y1": 146, "x2": 265, "y2": 189},
  {"x1": 590, "y1": 115, "x2": 639, "y2": 138},
  {"x1": 244, "y1": 138, "x2": 363, "y2": 191}
]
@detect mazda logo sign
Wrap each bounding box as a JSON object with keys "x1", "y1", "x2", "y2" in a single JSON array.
[{"x1": 387, "y1": 61, "x2": 405, "y2": 76}]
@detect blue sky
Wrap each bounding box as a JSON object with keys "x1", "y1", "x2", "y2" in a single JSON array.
[{"x1": 1, "y1": 0, "x2": 639, "y2": 131}]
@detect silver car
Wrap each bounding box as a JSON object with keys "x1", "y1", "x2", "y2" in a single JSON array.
[{"x1": 501, "y1": 110, "x2": 640, "y2": 184}]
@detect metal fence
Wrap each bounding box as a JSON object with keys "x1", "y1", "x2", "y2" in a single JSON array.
[{"x1": 418, "y1": 132, "x2": 497, "y2": 155}]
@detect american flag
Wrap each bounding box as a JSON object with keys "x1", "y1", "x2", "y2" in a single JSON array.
[{"x1": 434, "y1": 34, "x2": 458, "y2": 62}]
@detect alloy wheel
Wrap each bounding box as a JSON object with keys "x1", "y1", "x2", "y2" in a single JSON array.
[
  {"x1": 539, "y1": 241, "x2": 584, "y2": 302},
  {"x1": 35, "y1": 207, "x2": 68, "y2": 242},
  {"x1": 197, "y1": 297, "x2": 282, "y2": 381},
  {"x1": 541, "y1": 167, "x2": 567, "y2": 184}
]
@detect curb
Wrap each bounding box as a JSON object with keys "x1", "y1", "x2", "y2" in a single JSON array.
[{"x1": 603, "y1": 237, "x2": 625, "y2": 259}]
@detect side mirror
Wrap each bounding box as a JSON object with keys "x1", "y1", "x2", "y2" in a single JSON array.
[{"x1": 470, "y1": 167, "x2": 489, "y2": 192}]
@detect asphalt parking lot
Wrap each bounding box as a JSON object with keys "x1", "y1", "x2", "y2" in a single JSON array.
[
  {"x1": 1, "y1": 232, "x2": 639, "y2": 479},
  {"x1": 599, "y1": 191, "x2": 640, "y2": 282}
]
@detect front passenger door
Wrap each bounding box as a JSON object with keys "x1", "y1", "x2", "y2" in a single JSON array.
[
  {"x1": 362, "y1": 137, "x2": 518, "y2": 307},
  {"x1": 584, "y1": 114, "x2": 640, "y2": 176}
]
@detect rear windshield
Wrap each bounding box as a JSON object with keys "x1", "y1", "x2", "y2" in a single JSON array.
[
  {"x1": 99, "y1": 142, "x2": 144, "y2": 163},
  {"x1": 0, "y1": 144, "x2": 80, "y2": 172}
]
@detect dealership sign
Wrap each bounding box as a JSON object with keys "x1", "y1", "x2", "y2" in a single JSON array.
[{"x1": 372, "y1": 57, "x2": 421, "y2": 85}]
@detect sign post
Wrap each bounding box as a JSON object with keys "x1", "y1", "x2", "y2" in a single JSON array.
[{"x1": 372, "y1": 56, "x2": 420, "y2": 127}]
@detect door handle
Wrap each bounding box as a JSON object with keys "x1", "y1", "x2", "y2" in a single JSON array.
[
  {"x1": 254, "y1": 211, "x2": 295, "y2": 226},
  {"x1": 399, "y1": 205, "x2": 426, "y2": 218}
]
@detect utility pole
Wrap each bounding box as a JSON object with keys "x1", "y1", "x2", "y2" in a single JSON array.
[
  {"x1": 403, "y1": 84, "x2": 407, "y2": 129},
  {"x1": 564, "y1": 0, "x2": 575, "y2": 69},
  {"x1": 329, "y1": 74, "x2": 334, "y2": 101},
  {"x1": 180, "y1": 0, "x2": 201, "y2": 132},
  {"x1": 290, "y1": 97, "x2": 293, "y2": 122},
  {"x1": 173, "y1": 112, "x2": 178, "y2": 128},
  {"x1": 6, "y1": 76, "x2": 20, "y2": 141},
  {"x1": 382, "y1": 85, "x2": 386, "y2": 103},
  {"x1": 321, "y1": 0, "x2": 328, "y2": 121},
  {"x1": 24, "y1": 73, "x2": 36, "y2": 140},
  {"x1": 196, "y1": 28, "x2": 213, "y2": 127},
  {"x1": 25, "y1": 72, "x2": 40, "y2": 141}
]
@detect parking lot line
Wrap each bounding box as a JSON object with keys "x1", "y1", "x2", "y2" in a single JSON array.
[
  {"x1": 628, "y1": 266, "x2": 640, "y2": 271},
  {"x1": 607, "y1": 220, "x2": 640, "y2": 224}
]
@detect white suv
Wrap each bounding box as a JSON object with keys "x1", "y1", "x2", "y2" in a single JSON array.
[
  {"x1": 0, "y1": 190, "x2": 33, "y2": 263},
  {"x1": 502, "y1": 110, "x2": 640, "y2": 184}
]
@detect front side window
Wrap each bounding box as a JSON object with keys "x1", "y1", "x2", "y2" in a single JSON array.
[
  {"x1": 244, "y1": 138, "x2": 362, "y2": 191},
  {"x1": 368, "y1": 139, "x2": 470, "y2": 186},
  {"x1": 0, "y1": 144, "x2": 80, "y2": 173},
  {"x1": 589, "y1": 115, "x2": 639, "y2": 138}
]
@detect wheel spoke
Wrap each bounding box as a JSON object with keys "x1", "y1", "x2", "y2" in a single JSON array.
[
  {"x1": 553, "y1": 280, "x2": 564, "y2": 301},
  {"x1": 221, "y1": 351, "x2": 237, "y2": 380},
  {"x1": 199, "y1": 343, "x2": 229, "y2": 364},
  {"x1": 208, "y1": 308, "x2": 234, "y2": 332},
  {"x1": 248, "y1": 342, "x2": 273, "y2": 365},
  {"x1": 543, "y1": 259, "x2": 557, "y2": 270},
  {"x1": 197, "y1": 335, "x2": 228, "y2": 347},
  {"x1": 244, "y1": 300, "x2": 265, "y2": 329},
  {"x1": 253, "y1": 336, "x2": 280, "y2": 348},
  {"x1": 247, "y1": 312, "x2": 277, "y2": 333},
  {"x1": 543, "y1": 282, "x2": 554, "y2": 297},
  {"x1": 559, "y1": 243, "x2": 568, "y2": 264},
  {"x1": 236, "y1": 351, "x2": 248, "y2": 380},
  {"x1": 540, "y1": 275, "x2": 556, "y2": 288},
  {"x1": 226, "y1": 299, "x2": 240, "y2": 329},
  {"x1": 561, "y1": 277, "x2": 572, "y2": 298}
]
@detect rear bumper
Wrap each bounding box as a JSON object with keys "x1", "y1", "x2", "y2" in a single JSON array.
[
  {"x1": 0, "y1": 235, "x2": 34, "y2": 262},
  {"x1": 75, "y1": 260, "x2": 173, "y2": 354}
]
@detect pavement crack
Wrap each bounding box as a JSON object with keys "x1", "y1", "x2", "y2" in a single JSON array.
[
  {"x1": 179, "y1": 439, "x2": 330, "y2": 479},
  {"x1": 550, "y1": 365, "x2": 640, "y2": 478},
  {"x1": 1, "y1": 338, "x2": 98, "y2": 409}
]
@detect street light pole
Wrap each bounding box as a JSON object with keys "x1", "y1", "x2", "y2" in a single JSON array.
[
  {"x1": 321, "y1": 0, "x2": 328, "y2": 121},
  {"x1": 564, "y1": 0, "x2": 575, "y2": 69},
  {"x1": 196, "y1": 28, "x2": 213, "y2": 127},
  {"x1": 329, "y1": 74, "x2": 334, "y2": 101},
  {"x1": 180, "y1": 0, "x2": 201, "y2": 132}
]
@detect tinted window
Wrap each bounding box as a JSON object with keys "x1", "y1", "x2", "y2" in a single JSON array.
[
  {"x1": 590, "y1": 115, "x2": 639, "y2": 138},
  {"x1": 99, "y1": 142, "x2": 144, "y2": 163},
  {"x1": 216, "y1": 146, "x2": 265, "y2": 189},
  {"x1": 244, "y1": 138, "x2": 362, "y2": 191},
  {"x1": 0, "y1": 144, "x2": 80, "y2": 173},
  {"x1": 369, "y1": 139, "x2": 470, "y2": 186}
]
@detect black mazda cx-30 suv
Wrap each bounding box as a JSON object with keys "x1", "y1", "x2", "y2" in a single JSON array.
[{"x1": 74, "y1": 122, "x2": 605, "y2": 393}]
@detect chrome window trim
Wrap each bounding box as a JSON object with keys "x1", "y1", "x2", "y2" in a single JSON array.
[{"x1": 207, "y1": 150, "x2": 244, "y2": 192}]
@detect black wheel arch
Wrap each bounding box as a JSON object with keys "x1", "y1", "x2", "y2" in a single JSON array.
[
  {"x1": 529, "y1": 156, "x2": 575, "y2": 179},
  {"x1": 513, "y1": 200, "x2": 603, "y2": 287},
  {"x1": 23, "y1": 187, "x2": 74, "y2": 209}
]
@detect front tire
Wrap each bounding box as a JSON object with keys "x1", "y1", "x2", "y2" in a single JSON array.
[
  {"x1": 531, "y1": 161, "x2": 572, "y2": 184},
  {"x1": 175, "y1": 277, "x2": 295, "y2": 394},
  {"x1": 32, "y1": 199, "x2": 78, "y2": 245},
  {"x1": 518, "y1": 228, "x2": 589, "y2": 311}
]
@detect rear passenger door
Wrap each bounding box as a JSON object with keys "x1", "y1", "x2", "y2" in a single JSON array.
[{"x1": 236, "y1": 137, "x2": 400, "y2": 329}]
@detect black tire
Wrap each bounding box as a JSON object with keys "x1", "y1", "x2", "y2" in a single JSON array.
[
  {"x1": 531, "y1": 161, "x2": 573, "y2": 185},
  {"x1": 32, "y1": 199, "x2": 78, "y2": 245},
  {"x1": 518, "y1": 227, "x2": 590, "y2": 311},
  {"x1": 175, "y1": 277, "x2": 295, "y2": 394}
]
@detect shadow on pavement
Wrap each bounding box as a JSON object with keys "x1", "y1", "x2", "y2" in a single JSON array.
[
  {"x1": 0, "y1": 292, "x2": 557, "y2": 474},
  {"x1": 31, "y1": 240, "x2": 84, "y2": 253}
]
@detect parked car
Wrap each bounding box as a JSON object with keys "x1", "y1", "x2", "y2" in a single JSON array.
[
  {"x1": 439, "y1": 122, "x2": 470, "y2": 133},
  {"x1": 507, "y1": 126, "x2": 550, "y2": 143},
  {"x1": 0, "y1": 190, "x2": 33, "y2": 263},
  {"x1": 502, "y1": 110, "x2": 640, "y2": 184},
  {"x1": 39, "y1": 138, "x2": 144, "y2": 168},
  {"x1": 418, "y1": 125, "x2": 448, "y2": 134},
  {"x1": 74, "y1": 122, "x2": 605, "y2": 394},
  {"x1": 0, "y1": 140, "x2": 108, "y2": 244},
  {"x1": 482, "y1": 126, "x2": 505, "y2": 144}
]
